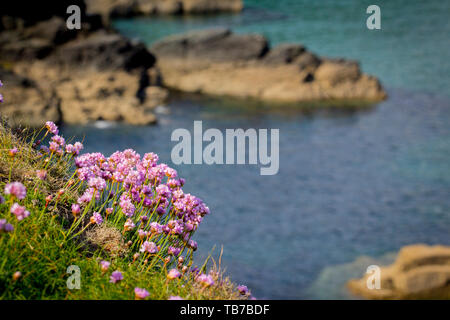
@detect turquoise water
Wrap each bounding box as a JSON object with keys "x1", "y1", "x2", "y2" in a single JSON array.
[{"x1": 63, "y1": 1, "x2": 450, "y2": 299}]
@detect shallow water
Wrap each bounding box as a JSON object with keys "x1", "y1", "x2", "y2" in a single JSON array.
[{"x1": 62, "y1": 0, "x2": 449, "y2": 299}]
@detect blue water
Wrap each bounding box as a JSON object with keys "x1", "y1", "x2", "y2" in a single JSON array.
[{"x1": 63, "y1": 0, "x2": 449, "y2": 299}]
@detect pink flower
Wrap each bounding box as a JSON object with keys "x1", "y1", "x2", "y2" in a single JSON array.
[
  {"x1": 168, "y1": 246, "x2": 181, "y2": 256},
  {"x1": 73, "y1": 142, "x2": 84, "y2": 155},
  {"x1": 71, "y1": 204, "x2": 81, "y2": 216},
  {"x1": 9, "y1": 148, "x2": 18, "y2": 157},
  {"x1": 0, "y1": 219, "x2": 14, "y2": 233},
  {"x1": 140, "y1": 241, "x2": 158, "y2": 254},
  {"x1": 10, "y1": 203, "x2": 30, "y2": 221},
  {"x1": 237, "y1": 285, "x2": 249, "y2": 295},
  {"x1": 168, "y1": 296, "x2": 184, "y2": 300},
  {"x1": 197, "y1": 274, "x2": 215, "y2": 287},
  {"x1": 45, "y1": 121, "x2": 59, "y2": 135},
  {"x1": 4, "y1": 182, "x2": 27, "y2": 200},
  {"x1": 90, "y1": 212, "x2": 103, "y2": 225},
  {"x1": 100, "y1": 260, "x2": 110, "y2": 272},
  {"x1": 167, "y1": 269, "x2": 181, "y2": 280},
  {"x1": 124, "y1": 219, "x2": 136, "y2": 231},
  {"x1": 110, "y1": 270, "x2": 123, "y2": 283},
  {"x1": 88, "y1": 177, "x2": 106, "y2": 191},
  {"x1": 36, "y1": 169, "x2": 47, "y2": 180},
  {"x1": 134, "y1": 287, "x2": 149, "y2": 300}
]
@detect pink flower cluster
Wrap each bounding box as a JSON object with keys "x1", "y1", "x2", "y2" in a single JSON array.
[
  {"x1": 4, "y1": 182, "x2": 27, "y2": 200},
  {"x1": 2, "y1": 182, "x2": 31, "y2": 223},
  {"x1": 70, "y1": 145, "x2": 210, "y2": 266}
]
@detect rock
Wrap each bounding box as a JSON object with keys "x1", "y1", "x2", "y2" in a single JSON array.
[
  {"x1": 152, "y1": 28, "x2": 269, "y2": 62},
  {"x1": 347, "y1": 244, "x2": 450, "y2": 299},
  {"x1": 263, "y1": 43, "x2": 306, "y2": 64},
  {"x1": 1, "y1": 61, "x2": 161, "y2": 126},
  {"x1": 294, "y1": 51, "x2": 322, "y2": 71},
  {"x1": 315, "y1": 59, "x2": 361, "y2": 86},
  {"x1": 0, "y1": 68, "x2": 60, "y2": 128},
  {"x1": 150, "y1": 29, "x2": 386, "y2": 103},
  {"x1": 0, "y1": 38, "x2": 53, "y2": 61},
  {"x1": 145, "y1": 86, "x2": 169, "y2": 106},
  {"x1": 0, "y1": 10, "x2": 164, "y2": 127},
  {"x1": 182, "y1": 0, "x2": 243, "y2": 13},
  {"x1": 0, "y1": 0, "x2": 87, "y2": 28},
  {"x1": 85, "y1": 0, "x2": 243, "y2": 21},
  {"x1": 23, "y1": 17, "x2": 77, "y2": 45},
  {"x1": 50, "y1": 30, "x2": 156, "y2": 71}
]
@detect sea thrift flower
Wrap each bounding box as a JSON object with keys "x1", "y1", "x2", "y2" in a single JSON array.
[
  {"x1": 124, "y1": 219, "x2": 136, "y2": 231},
  {"x1": 134, "y1": 287, "x2": 149, "y2": 300},
  {"x1": 57, "y1": 189, "x2": 65, "y2": 198},
  {"x1": 45, "y1": 121, "x2": 59, "y2": 135},
  {"x1": 110, "y1": 270, "x2": 123, "y2": 283},
  {"x1": 71, "y1": 204, "x2": 80, "y2": 217},
  {"x1": 167, "y1": 269, "x2": 181, "y2": 280},
  {"x1": 188, "y1": 240, "x2": 198, "y2": 251},
  {"x1": 9, "y1": 148, "x2": 18, "y2": 157},
  {"x1": 237, "y1": 285, "x2": 249, "y2": 295},
  {"x1": 13, "y1": 271, "x2": 22, "y2": 281},
  {"x1": 140, "y1": 241, "x2": 158, "y2": 254},
  {"x1": 88, "y1": 177, "x2": 106, "y2": 191},
  {"x1": 168, "y1": 296, "x2": 184, "y2": 300},
  {"x1": 168, "y1": 246, "x2": 181, "y2": 256},
  {"x1": 138, "y1": 229, "x2": 147, "y2": 240},
  {"x1": 0, "y1": 219, "x2": 14, "y2": 233},
  {"x1": 45, "y1": 195, "x2": 53, "y2": 207},
  {"x1": 100, "y1": 260, "x2": 110, "y2": 273},
  {"x1": 4, "y1": 182, "x2": 27, "y2": 200},
  {"x1": 36, "y1": 169, "x2": 47, "y2": 180},
  {"x1": 73, "y1": 142, "x2": 84, "y2": 155},
  {"x1": 149, "y1": 222, "x2": 162, "y2": 235},
  {"x1": 197, "y1": 274, "x2": 215, "y2": 287},
  {"x1": 90, "y1": 212, "x2": 103, "y2": 225},
  {"x1": 0, "y1": 93, "x2": 3, "y2": 103},
  {"x1": 119, "y1": 194, "x2": 135, "y2": 217},
  {"x1": 10, "y1": 203, "x2": 30, "y2": 221}
]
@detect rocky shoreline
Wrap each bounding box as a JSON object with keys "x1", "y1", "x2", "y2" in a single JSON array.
[
  {"x1": 0, "y1": 1, "x2": 168, "y2": 127},
  {"x1": 151, "y1": 28, "x2": 387, "y2": 103},
  {"x1": 1, "y1": 0, "x2": 386, "y2": 127}
]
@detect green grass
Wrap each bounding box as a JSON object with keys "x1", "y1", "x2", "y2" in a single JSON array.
[{"x1": 0, "y1": 120, "x2": 246, "y2": 300}]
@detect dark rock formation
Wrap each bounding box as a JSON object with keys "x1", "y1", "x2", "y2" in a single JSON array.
[
  {"x1": 0, "y1": 3, "x2": 167, "y2": 127},
  {"x1": 151, "y1": 28, "x2": 269, "y2": 62}
]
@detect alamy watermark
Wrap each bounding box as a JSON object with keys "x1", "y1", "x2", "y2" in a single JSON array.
[
  {"x1": 67, "y1": 265, "x2": 81, "y2": 290},
  {"x1": 366, "y1": 265, "x2": 381, "y2": 290},
  {"x1": 366, "y1": 5, "x2": 381, "y2": 30},
  {"x1": 171, "y1": 121, "x2": 279, "y2": 175},
  {"x1": 66, "y1": 5, "x2": 81, "y2": 30}
]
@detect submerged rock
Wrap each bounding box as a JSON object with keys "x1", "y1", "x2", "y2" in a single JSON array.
[
  {"x1": 150, "y1": 28, "x2": 387, "y2": 103},
  {"x1": 347, "y1": 244, "x2": 450, "y2": 299}
]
